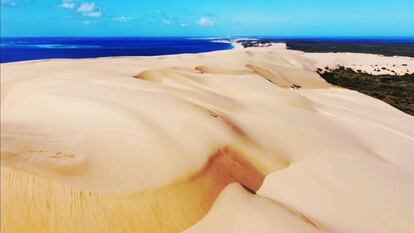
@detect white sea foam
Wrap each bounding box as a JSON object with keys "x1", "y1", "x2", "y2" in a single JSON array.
[{"x1": 0, "y1": 43, "x2": 102, "y2": 49}]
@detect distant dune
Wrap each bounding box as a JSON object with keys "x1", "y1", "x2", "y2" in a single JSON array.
[
  {"x1": 1, "y1": 47, "x2": 414, "y2": 233},
  {"x1": 301, "y1": 51, "x2": 414, "y2": 75}
]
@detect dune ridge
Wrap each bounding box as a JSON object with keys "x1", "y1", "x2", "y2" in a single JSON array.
[{"x1": 1, "y1": 47, "x2": 414, "y2": 233}]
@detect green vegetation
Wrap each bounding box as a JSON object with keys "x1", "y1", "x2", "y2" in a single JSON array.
[{"x1": 319, "y1": 67, "x2": 414, "y2": 116}]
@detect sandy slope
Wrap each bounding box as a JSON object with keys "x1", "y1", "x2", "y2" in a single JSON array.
[{"x1": 1, "y1": 47, "x2": 414, "y2": 233}]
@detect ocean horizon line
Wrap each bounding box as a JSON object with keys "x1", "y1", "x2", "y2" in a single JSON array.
[{"x1": 2, "y1": 36, "x2": 414, "y2": 40}]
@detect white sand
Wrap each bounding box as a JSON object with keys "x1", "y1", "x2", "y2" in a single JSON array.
[{"x1": 1, "y1": 47, "x2": 414, "y2": 233}]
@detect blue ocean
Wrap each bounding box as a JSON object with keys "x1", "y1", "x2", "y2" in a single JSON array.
[
  {"x1": 0, "y1": 37, "x2": 234, "y2": 63},
  {"x1": 1, "y1": 37, "x2": 414, "y2": 63}
]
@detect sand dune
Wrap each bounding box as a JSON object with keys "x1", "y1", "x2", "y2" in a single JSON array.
[
  {"x1": 1, "y1": 47, "x2": 414, "y2": 233},
  {"x1": 299, "y1": 51, "x2": 414, "y2": 75}
]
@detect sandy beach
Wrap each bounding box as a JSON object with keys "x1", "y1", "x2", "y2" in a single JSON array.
[{"x1": 1, "y1": 47, "x2": 414, "y2": 233}]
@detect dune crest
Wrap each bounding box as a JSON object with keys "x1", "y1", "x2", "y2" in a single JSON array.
[{"x1": 1, "y1": 47, "x2": 414, "y2": 233}]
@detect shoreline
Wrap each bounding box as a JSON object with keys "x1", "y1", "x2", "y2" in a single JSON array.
[
  {"x1": 3, "y1": 40, "x2": 413, "y2": 76},
  {"x1": 2, "y1": 37, "x2": 414, "y2": 64}
]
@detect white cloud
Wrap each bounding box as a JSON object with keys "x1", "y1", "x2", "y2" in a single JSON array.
[
  {"x1": 1, "y1": 0, "x2": 17, "y2": 6},
  {"x1": 75, "y1": 2, "x2": 101, "y2": 17},
  {"x1": 60, "y1": 0, "x2": 75, "y2": 9},
  {"x1": 180, "y1": 23, "x2": 188, "y2": 27},
  {"x1": 58, "y1": 1, "x2": 102, "y2": 18},
  {"x1": 197, "y1": 17, "x2": 215, "y2": 27},
  {"x1": 113, "y1": 16, "x2": 133, "y2": 22},
  {"x1": 77, "y1": 3, "x2": 95, "y2": 13}
]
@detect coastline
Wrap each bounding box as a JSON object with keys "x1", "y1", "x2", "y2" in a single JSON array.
[
  {"x1": 2, "y1": 41, "x2": 413, "y2": 116},
  {"x1": 2, "y1": 37, "x2": 414, "y2": 72}
]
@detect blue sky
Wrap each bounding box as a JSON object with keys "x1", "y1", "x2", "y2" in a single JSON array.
[{"x1": 1, "y1": 0, "x2": 414, "y2": 37}]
